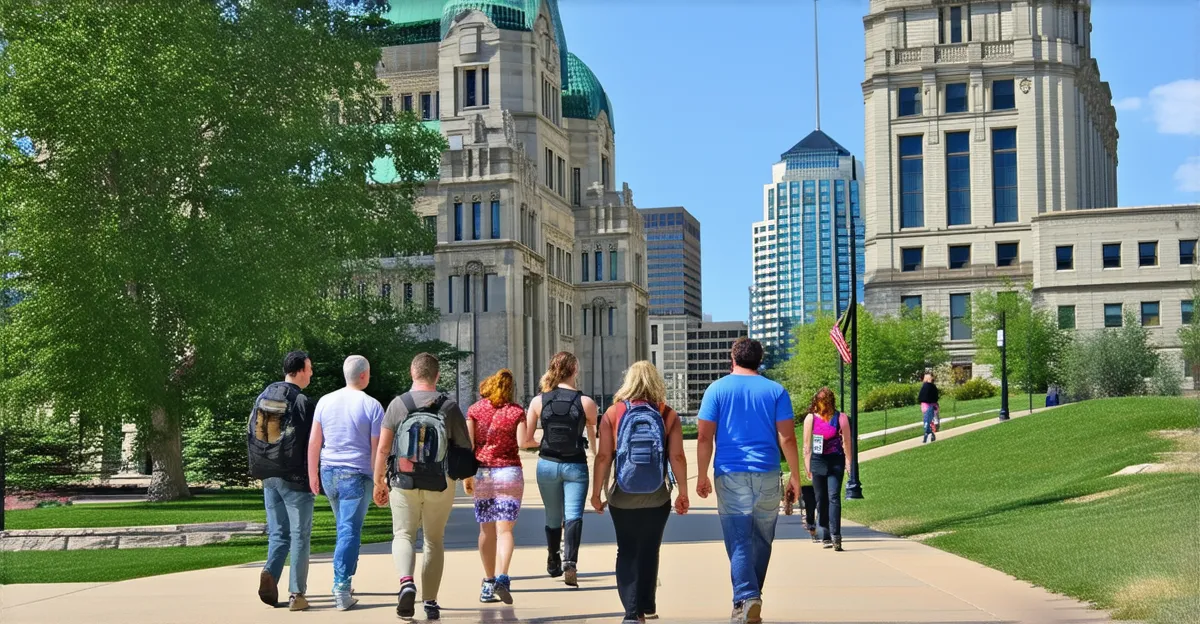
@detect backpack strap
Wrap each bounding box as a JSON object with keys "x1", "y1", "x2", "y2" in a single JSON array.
[{"x1": 400, "y1": 392, "x2": 418, "y2": 414}]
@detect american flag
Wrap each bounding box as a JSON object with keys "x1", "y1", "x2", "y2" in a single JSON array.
[{"x1": 830, "y1": 302, "x2": 853, "y2": 364}]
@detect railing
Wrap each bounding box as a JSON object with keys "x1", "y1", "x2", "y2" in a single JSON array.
[
  {"x1": 935, "y1": 44, "x2": 968, "y2": 63},
  {"x1": 888, "y1": 48, "x2": 922, "y2": 66},
  {"x1": 983, "y1": 42, "x2": 1014, "y2": 59}
]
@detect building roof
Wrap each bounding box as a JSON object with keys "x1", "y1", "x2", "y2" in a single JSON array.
[
  {"x1": 780, "y1": 129, "x2": 851, "y2": 160},
  {"x1": 562, "y1": 52, "x2": 614, "y2": 130},
  {"x1": 384, "y1": 0, "x2": 569, "y2": 88}
]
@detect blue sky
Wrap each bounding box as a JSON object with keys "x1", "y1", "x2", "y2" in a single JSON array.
[{"x1": 556, "y1": 0, "x2": 1200, "y2": 323}]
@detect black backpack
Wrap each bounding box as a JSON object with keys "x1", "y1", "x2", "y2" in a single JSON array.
[
  {"x1": 539, "y1": 389, "x2": 586, "y2": 460},
  {"x1": 248, "y1": 382, "x2": 306, "y2": 480}
]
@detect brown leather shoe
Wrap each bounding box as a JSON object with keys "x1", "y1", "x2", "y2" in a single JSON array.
[{"x1": 258, "y1": 570, "x2": 279, "y2": 607}]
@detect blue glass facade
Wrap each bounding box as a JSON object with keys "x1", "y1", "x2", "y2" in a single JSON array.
[
  {"x1": 642, "y1": 207, "x2": 702, "y2": 318},
  {"x1": 751, "y1": 130, "x2": 864, "y2": 368}
]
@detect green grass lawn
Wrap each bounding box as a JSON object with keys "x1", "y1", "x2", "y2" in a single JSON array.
[
  {"x1": 0, "y1": 490, "x2": 398, "y2": 584},
  {"x1": 853, "y1": 392, "x2": 1024, "y2": 436},
  {"x1": 842, "y1": 396, "x2": 1200, "y2": 623}
]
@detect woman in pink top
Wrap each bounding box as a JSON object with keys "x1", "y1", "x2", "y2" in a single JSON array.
[
  {"x1": 466, "y1": 369, "x2": 527, "y2": 604},
  {"x1": 802, "y1": 387, "x2": 854, "y2": 551}
]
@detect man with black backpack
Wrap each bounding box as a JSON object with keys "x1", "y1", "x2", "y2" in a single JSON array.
[
  {"x1": 371, "y1": 352, "x2": 472, "y2": 621},
  {"x1": 248, "y1": 351, "x2": 316, "y2": 611}
]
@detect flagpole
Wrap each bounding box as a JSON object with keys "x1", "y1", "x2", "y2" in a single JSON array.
[{"x1": 845, "y1": 189, "x2": 863, "y2": 500}]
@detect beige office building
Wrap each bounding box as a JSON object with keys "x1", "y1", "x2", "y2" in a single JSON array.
[
  {"x1": 378, "y1": 1, "x2": 649, "y2": 407},
  {"x1": 649, "y1": 317, "x2": 748, "y2": 418},
  {"x1": 860, "y1": 0, "x2": 1196, "y2": 373}
]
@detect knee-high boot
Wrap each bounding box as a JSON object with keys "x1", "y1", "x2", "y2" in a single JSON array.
[
  {"x1": 545, "y1": 526, "x2": 563, "y2": 578},
  {"x1": 562, "y1": 518, "x2": 583, "y2": 586}
]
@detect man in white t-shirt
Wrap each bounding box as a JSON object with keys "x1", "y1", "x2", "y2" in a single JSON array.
[{"x1": 307, "y1": 355, "x2": 384, "y2": 611}]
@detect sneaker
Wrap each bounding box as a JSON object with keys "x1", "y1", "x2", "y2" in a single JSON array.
[
  {"x1": 807, "y1": 526, "x2": 819, "y2": 542},
  {"x1": 744, "y1": 597, "x2": 763, "y2": 624},
  {"x1": 334, "y1": 590, "x2": 358, "y2": 611},
  {"x1": 644, "y1": 612, "x2": 659, "y2": 619},
  {"x1": 494, "y1": 574, "x2": 513, "y2": 605},
  {"x1": 258, "y1": 570, "x2": 278, "y2": 607},
  {"x1": 833, "y1": 537, "x2": 844, "y2": 552},
  {"x1": 730, "y1": 602, "x2": 744, "y2": 623},
  {"x1": 563, "y1": 563, "x2": 578, "y2": 587},
  {"x1": 823, "y1": 539, "x2": 833, "y2": 549},
  {"x1": 479, "y1": 578, "x2": 499, "y2": 604},
  {"x1": 423, "y1": 600, "x2": 441, "y2": 621},
  {"x1": 397, "y1": 581, "x2": 417, "y2": 617},
  {"x1": 287, "y1": 593, "x2": 309, "y2": 612}
]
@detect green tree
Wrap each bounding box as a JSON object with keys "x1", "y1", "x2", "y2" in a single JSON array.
[
  {"x1": 858, "y1": 306, "x2": 948, "y2": 387},
  {"x1": 0, "y1": 1, "x2": 444, "y2": 500},
  {"x1": 1062, "y1": 311, "x2": 1159, "y2": 399},
  {"x1": 971, "y1": 283, "x2": 1071, "y2": 393},
  {"x1": 1179, "y1": 284, "x2": 1199, "y2": 385}
]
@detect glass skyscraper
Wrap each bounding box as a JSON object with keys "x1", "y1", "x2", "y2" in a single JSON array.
[
  {"x1": 641, "y1": 207, "x2": 701, "y2": 318},
  {"x1": 750, "y1": 130, "x2": 864, "y2": 368}
]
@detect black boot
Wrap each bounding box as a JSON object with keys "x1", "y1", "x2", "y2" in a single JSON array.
[
  {"x1": 563, "y1": 518, "x2": 583, "y2": 586},
  {"x1": 545, "y1": 527, "x2": 563, "y2": 578}
]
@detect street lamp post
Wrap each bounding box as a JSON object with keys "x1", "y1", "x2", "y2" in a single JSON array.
[
  {"x1": 998, "y1": 311, "x2": 1009, "y2": 421},
  {"x1": 844, "y1": 198, "x2": 863, "y2": 500}
]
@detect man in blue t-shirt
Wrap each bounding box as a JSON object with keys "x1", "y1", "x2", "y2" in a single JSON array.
[{"x1": 696, "y1": 338, "x2": 801, "y2": 624}]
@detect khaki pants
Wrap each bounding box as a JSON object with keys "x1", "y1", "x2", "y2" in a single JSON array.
[{"x1": 389, "y1": 481, "x2": 456, "y2": 601}]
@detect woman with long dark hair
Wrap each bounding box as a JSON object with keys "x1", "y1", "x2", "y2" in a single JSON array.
[
  {"x1": 802, "y1": 387, "x2": 854, "y2": 551},
  {"x1": 522, "y1": 351, "x2": 598, "y2": 586}
]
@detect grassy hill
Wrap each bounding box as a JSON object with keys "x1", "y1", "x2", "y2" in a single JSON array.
[{"x1": 844, "y1": 396, "x2": 1200, "y2": 623}]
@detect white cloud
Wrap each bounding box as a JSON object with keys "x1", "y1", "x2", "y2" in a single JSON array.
[
  {"x1": 1174, "y1": 156, "x2": 1200, "y2": 193},
  {"x1": 1149, "y1": 79, "x2": 1200, "y2": 136},
  {"x1": 1113, "y1": 97, "x2": 1142, "y2": 111}
]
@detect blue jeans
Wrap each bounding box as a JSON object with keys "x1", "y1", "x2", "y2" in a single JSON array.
[
  {"x1": 923, "y1": 404, "x2": 937, "y2": 442},
  {"x1": 263, "y1": 478, "x2": 315, "y2": 595},
  {"x1": 715, "y1": 471, "x2": 781, "y2": 604},
  {"x1": 320, "y1": 467, "x2": 371, "y2": 591},
  {"x1": 536, "y1": 459, "x2": 589, "y2": 528}
]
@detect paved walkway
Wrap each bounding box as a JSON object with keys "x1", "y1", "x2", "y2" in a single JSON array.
[{"x1": 1, "y1": 409, "x2": 1103, "y2": 623}]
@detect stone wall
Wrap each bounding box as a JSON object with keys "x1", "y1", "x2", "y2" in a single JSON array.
[{"x1": 0, "y1": 521, "x2": 266, "y2": 552}]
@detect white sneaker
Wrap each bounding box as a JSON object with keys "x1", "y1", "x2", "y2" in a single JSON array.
[{"x1": 334, "y1": 590, "x2": 358, "y2": 611}]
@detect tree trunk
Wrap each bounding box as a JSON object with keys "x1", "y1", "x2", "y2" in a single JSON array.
[{"x1": 146, "y1": 404, "x2": 191, "y2": 501}]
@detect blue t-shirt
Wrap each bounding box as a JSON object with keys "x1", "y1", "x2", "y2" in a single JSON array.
[
  {"x1": 697, "y1": 374, "x2": 793, "y2": 477},
  {"x1": 315, "y1": 387, "x2": 385, "y2": 476}
]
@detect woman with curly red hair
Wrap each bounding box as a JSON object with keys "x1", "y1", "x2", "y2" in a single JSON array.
[
  {"x1": 801, "y1": 387, "x2": 854, "y2": 551},
  {"x1": 466, "y1": 369, "x2": 527, "y2": 604}
]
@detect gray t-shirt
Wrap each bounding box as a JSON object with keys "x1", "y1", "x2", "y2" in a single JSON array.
[{"x1": 382, "y1": 390, "x2": 471, "y2": 450}]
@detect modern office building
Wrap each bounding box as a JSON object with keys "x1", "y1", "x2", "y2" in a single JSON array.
[
  {"x1": 378, "y1": 0, "x2": 649, "y2": 407},
  {"x1": 649, "y1": 316, "x2": 748, "y2": 418},
  {"x1": 860, "y1": 0, "x2": 1119, "y2": 364},
  {"x1": 750, "y1": 131, "x2": 865, "y2": 368},
  {"x1": 640, "y1": 207, "x2": 702, "y2": 319}
]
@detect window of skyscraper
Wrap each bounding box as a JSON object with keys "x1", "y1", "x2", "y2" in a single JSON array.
[
  {"x1": 1181, "y1": 239, "x2": 1197, "y2": 265},
  {"x1": 1141, "y1": 302, "x2": 1160, "y2": 327},
  {"x1": 901, "y1": 295, "x2": 922, "y2": 311},
  {"x1": 1139, "y1": 241, "x2": 1158, "y2": 267},
  {"x1": 453, "y1": 202, "x2": 463, "y2": 241},
  {"x1": 1183, "y1": 300, "x2": 1195, "y2": 325},
  {"x1": 1103, "y1": 243, "x2": 1121, "y2": 268},
  {"x1": 1056, "y1": 245, "x2": 1074, "y2": 271},
  {"x1": 491, "y1": 200, "x2": 500, "y2": 239},
  {"x1": 992, "y1": 79, "x2": 1015, "y2": 110},
  {"x1": 1104, "y1": 303, "x2": 1123, "y2": 327},
  {"x1": 899, "y1": 136, "x2": 924, "y2": 228},
  {"x1": 946, "y1": 131, "x2": 970, "y2": 225},
  {"x1": 582, "y1": 252, "x2": 589, "y2": 282},
  {"x1": 992, "y1": 129, "x2": 1018, "y2": 223},
  {"x1": 949, "y1": 6, "x2": 963, "y2": 43},
  {"x1": 996, "y1": 242, "x2": 1019, "y2": 267},
  {"x1": 950, "y1": 294, "x2": 971, "y2": 340},
  {"x1": 901, "y1": 247, "x2": 923, "y2": 272},
  {"x1": 898, "y1": 87, "x2": 921, "y2": 117},
  {"x1": 472, "y1": 201, "x2": 481, "y2": 240},
  {"x1": 945, "y1": 83, "x2": 968, "y2": 114},
  {"x1": 948, "y1": 245, "x2": 970, "y2": 269}
]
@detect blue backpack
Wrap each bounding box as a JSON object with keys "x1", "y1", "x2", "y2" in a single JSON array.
[{"x1": 614, "y1": 401, "x2": 668, "y2": 495}]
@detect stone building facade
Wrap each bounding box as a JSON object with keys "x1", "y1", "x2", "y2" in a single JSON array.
[
  {"x1": 861, "y1": 0, "x2": 1121, "y2": 364},
  {"x1": 379, "y1": 1, "x2": 648, "y2": 408}
]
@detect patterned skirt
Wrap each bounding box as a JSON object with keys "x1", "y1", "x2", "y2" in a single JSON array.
[{"x1": 473, "y1": 466, "x2": 524, "y2": 523}]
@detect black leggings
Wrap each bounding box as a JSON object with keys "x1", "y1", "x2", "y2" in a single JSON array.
[
  {"x1": 811, "y1": 454, "x2": 845, "y2": 540},
  {"x1": 610, "y1": 503, "x2": 671, "y2": 620}
]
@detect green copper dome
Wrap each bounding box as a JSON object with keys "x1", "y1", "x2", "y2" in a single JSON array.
[
  {"x1": 562, "y1": 52, "x2": 613, "y2": 131},
  {"x1": 383, "y1": 1, "x2": 569, "y2": 88}
]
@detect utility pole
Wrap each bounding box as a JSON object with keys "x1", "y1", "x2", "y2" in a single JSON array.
[{"x1": 844, "y1": 182, "x2": 863, "y2": 500}]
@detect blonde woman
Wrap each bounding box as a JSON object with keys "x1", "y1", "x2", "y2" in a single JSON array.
[
  {"x1": 466, "y1": 369, "x2": 526, "y2": 604},
  {"x1": 591, "y1": 361, "x2": 689, "y2": 624},
  {"x1": 522, "y1": 351, "x2": 598, "y2": 586}
]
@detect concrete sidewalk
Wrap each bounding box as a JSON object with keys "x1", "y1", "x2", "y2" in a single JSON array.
[{"x1": 1, "y1": 414, "x2": 1104, "y2": 623}]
